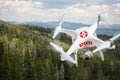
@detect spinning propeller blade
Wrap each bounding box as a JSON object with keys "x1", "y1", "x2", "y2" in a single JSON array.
[{"x1": 97, "y1": 14, "x2": 112, "y2": 26}]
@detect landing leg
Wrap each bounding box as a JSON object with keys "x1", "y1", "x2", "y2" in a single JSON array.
[{"x1": 74, "y1": 51, "x2": 78, "y2": 67}]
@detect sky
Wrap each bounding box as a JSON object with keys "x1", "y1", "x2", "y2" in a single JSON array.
[{"x1": 0, "y1": 0, "x2": 120, "y2": 24}]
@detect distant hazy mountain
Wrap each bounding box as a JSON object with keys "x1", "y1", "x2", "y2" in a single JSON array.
[
  {"x1": 0, "y1": 20, "x2": 9, "y2": 24},
  {"x1": 7, "y1": 21, "x2": 89, "y2": 29},
  {"x1": 7, "y1": 21, "x2": 120, "y2": 35},
  {"x1": 6, "y1": 21, "x2": 18, "y2": 24}
]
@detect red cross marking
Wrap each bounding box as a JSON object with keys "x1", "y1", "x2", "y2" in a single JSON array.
[{"x1": 80, "y1": 31, "x2": 88, "y2": 38}]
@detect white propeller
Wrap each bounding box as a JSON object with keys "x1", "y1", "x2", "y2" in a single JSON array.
[{"x1": 93, "y1": 34, "x2": 120, "y2": 53}]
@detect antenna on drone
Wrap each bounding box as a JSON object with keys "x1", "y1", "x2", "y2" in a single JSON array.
[{"x1": 97, "y1": 14, "x2": 101, "y2": 26}]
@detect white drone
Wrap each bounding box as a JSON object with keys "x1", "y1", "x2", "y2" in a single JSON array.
[{"x1": 50, "y1": 15, "x2": 120, "y2": 67}]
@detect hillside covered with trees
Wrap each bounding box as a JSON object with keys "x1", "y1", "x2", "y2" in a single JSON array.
[{"x1": 0, "y1": 20, "x2": 120, "y2": 80}]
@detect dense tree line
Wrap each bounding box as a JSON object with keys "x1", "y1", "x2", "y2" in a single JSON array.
[{"x1": 0, "y1": 21, "x2": 120, "y2": 80}]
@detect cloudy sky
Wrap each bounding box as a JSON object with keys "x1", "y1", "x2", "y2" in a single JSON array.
[{"x1": 0, "y1": 0, "x2": 120, "y2": 24}]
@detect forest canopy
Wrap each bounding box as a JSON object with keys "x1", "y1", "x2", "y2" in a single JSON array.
[{"x1": 0, "y1": 20, "x2": 120, "y2": 80}]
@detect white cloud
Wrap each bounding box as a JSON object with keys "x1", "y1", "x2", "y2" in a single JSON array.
[
  {"x1": 1, "y1": 1, "x2": 43, "y2": 13},
  {"x1": 82, "y1": 0, "x2": 103, "y2": 5},
  {"x1": 112, "y1": 3, "x2": 120, "y2": 15},
  {"x1": 0, "y1": 0, "x2": 119, "y2": 24}
]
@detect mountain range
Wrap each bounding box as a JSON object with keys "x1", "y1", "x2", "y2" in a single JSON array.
[{"x1": 6, "y1": 21, "x2": 120, "y2": 35}]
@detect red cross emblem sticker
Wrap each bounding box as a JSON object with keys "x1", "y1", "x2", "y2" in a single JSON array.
[{"x1": 80, "y1": 31, "x2": 88, "y2": 38}]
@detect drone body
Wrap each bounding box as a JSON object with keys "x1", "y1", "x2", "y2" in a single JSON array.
[{"x1": 50, "y1": 15, "x2": 120, "y2": 67}]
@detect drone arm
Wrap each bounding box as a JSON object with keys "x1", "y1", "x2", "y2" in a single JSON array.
[
  {"x1": 93, "y1": 34, "x2": 120, "y2": 53},
  {"x1": 89, "y1": 35, "x2": 104, "y2": 47},
  {"x1": 110, "y1": 34, "x2": 120, "y2": 41},
  {"x1": 52, "y1": 15, "x2": 64, "y2": 39},
  {"x1": 52, "y1": 16, "x2": 77, "y2": 40},
  {"x1": 50, "y1": 42, "x2": 76, "y2": 64},
  {"x1": 88, "y1": 22, "x2": 98, "y2": 34}
]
